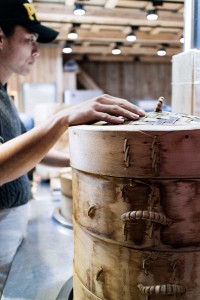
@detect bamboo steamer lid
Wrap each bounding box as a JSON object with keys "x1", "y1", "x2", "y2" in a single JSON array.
[
  {"x1": 73, "y1": 169, "x2": 200, "y2": 250},
  {"x1": 69, "y1": 111, "x2": 200, "y2": 179},
  {"x1": 74, "y1": 221, "x2": 200, "y2": 300}
]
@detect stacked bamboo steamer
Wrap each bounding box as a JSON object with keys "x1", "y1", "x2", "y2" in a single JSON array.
[
  {"x1": 69, "y1": 99, "x2": 200, "y2": 300},
  {"x1": 59, "y1": 167, "x2": 73, "y2": 221}
]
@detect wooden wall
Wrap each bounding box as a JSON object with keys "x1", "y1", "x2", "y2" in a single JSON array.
[
  {"x1": 79, "y1": 61, "x2": 172, "y2": 106},
  {"x1": 7, "y1": 45, "x2": 172, "y2": 111},
  {"x1": 8, "y1": 45, "x2": 63, "y2": 110}
]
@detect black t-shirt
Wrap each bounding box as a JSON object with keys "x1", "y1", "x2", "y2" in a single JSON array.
[{"x1": 0, "y1": 83, "x2": 30, "y2": 209}]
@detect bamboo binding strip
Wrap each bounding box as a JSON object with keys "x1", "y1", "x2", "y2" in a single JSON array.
[
  {"x1": 121, "y1": 210, "x2": 172, "y2": 226},
  {"x1": 137, "y1": 283, "x2": 186, "y2": 295}
]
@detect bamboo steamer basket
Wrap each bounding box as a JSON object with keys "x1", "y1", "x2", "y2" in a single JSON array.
[
  {"x1": 69, "y1": 111, "x2": 200, "y2": 179},
  {"x1": 74, "y1": 221, "x2": 200, "y2": 300},
  {"x1": 73, "y1": 168, "x2": 200, "y2": 250},
  {"x1": 60, "y1": 167, "x2": 72, "y2": 198},
  {"x1": 74, "y1": 271, "x2": 102, "y2": 300},
  {"x1": 60, "y1": 195, "x2": 73, "y2": 221},
  {"x1": 70, "y1": 107, "x2": 200, "y2": 300},
  {"x1": 59, "y1": 168, "x2": 73, "y2": 220}
]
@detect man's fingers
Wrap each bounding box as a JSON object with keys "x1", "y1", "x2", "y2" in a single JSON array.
[
  {"x1": 95, "y1": 94, "x2": 145, "y2": 117},
  {"x1": 93, "y1": 112, "x2": 125, "y2": 124},
  {"x1": 94, "y1": 104, "x2": 142, "y2": 120},
  {"x1": 67, "y1": 94, "x2": 146, "y2": 126}
]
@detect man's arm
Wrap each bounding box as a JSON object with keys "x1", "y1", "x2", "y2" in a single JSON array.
[
  {"x1": 0, "y1": 94, "x2": 145, "y2": 185},
  {"x1": 41, "y1": 149, "x2": 70, "y2": 167}
]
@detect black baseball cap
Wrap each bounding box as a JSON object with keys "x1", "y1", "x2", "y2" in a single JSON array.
[{"x1": 0, "y1": 0, "x2": 59, "y2": 43}]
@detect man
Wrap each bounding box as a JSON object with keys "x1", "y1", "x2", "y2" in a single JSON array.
[{"x1": 0, "y1": 0, "x2": 145, "y2": 295}]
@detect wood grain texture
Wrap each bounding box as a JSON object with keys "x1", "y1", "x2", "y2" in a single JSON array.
[
  {"x1": 71, "y1": 112, "x2": 200, "y2": 299},
  {"x1": 69, "y1": 123, "x2": 200, "y2": 179},
  {"x1": 73, "y1": 169, "x2": 200, "y2": 249},
  {"x1": 74, "y1": 271, "x2": 102, "y2": 300},
  {"x1": 74, "y1": 222, "x2": 200, "y2": 300},
  {"x1": 80, "y1": 61, "x2": 172, "y2": 103}
]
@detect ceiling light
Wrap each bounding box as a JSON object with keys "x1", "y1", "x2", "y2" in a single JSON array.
[
  {"x1": 74, "y1": 3, "x2": 85, "y2": 16},
  {"x1": 157, "y1": 47, "x2": 166, "y2": 56},
  {"x1": 62, "y1": 42, "x2": 73, "y2": 54},
  {"x1": 112, "y1": 43, "x2": 121, "y2": 55},
  {"x1": 63, "y1": 59, "x2": 78, "y2": 72},
  {"x1": 126, "y1": 32, "x2": 136, "y2": 42},
  {"x1": 147, "y1": 9, "x2": 158, "y2": 21},
  {"x1": 180, "y1": 35, "x2": 184, "y2": 44},
  {"x1": 68, "y1": 28, "x2": 78, "y2": 40},
  {"x1": 126, "y1": 26, "x2": 137, "y2": 42}
]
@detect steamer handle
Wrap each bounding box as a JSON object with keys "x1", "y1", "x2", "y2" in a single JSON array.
[
  {"x1": 121, "y1": 210, "x2": 171, "y2": 226},
  {"x1": 138, "y1": 283, "x2": 186, "y2": 295}
]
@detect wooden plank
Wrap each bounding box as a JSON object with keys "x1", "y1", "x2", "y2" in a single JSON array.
[
  {"x1": 77, "y1": 67, "x2": 102, "y2": 89},
  {"x1": 57, "y1": 28, "x2": 182, "y2": 44},
  {"x1": 35, "y1": 3, "x2": 183, "y2": 26},
  {"x1": 70, "y1": 44, "x2": 181, "y2": 56},
  {"x1": 64, "y1": 0, "x2": 75, "y2": 6},
  {"x1": 172, "y1": 49, "x2": 200, "y2": 116},
  {"x1": 104, "y1": 0, "x2": 118, "y2": 9}
]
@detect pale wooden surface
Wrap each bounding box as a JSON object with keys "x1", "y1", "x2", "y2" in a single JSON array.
[
  {"x1": 74, "y1": 222, "x2": 200, "y2": 300},
  {"x1": 73, "y1": 169, "x2": 200, "y2": 250},
  {"x1": 8, "y1": 55, "x2": 173, "y2": 111},
  {"x1": 69, "y1": 122, "x2": 200, "y2": 179},
  {"x1": 172, "y1": 49, "x2": 200, "y2": 116},
  {"x1": 79, "y1": 61, "x2": 172, "y2": 104},
  {"x1": 31, "y1": 0, "x2": 184, "y2": 62},
  {"x1": 74, "y1": 271, "x2": 102, "y2": 300},
  {"x1": 71, "y1": 112, "x2": 200, "y2": 300},
  {"x1": 60, "y1": 167, "x2": 72, "y2": 198}
]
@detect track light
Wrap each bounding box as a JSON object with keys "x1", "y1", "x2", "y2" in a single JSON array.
[
  {"x1": 147, "y1": 9, "x2": 158, "y2": 21},
  {"x1": 180, "y1": 35, "x2": 184, "y2": 44},
  {"x1": 126, "y1": 26, "x2": 138, "y2": 42},
  {"x1": 112, "y1": 43, "x2": 121, "y2": 55},
  {"x1": 74, "y1": 3, "x2": 85, "y2": 16},
  {"x1": 157, "y1": 47, "x2": 166, "y2": 56},
  {"x1": 62, "y1": 42, "x2": 73, "y2": 54},
  {"x1": 152, "y1": 0, "x2": 163, "y2": 5},
  {"x1": 68, "y1": 28, "x2": 78, "y2": 40}
]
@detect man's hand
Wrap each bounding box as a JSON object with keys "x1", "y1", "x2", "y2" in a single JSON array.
[{"x1": 65, "y1": 94, "x2": 145, "y2": 126}]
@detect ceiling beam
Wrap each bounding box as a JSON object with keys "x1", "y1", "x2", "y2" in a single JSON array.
[
  {"x1": 34, "y1": 0, "x2": 184, "y2": 60},
  {"x1": 65, "y1": 0, "x2": 75, "y2": 6},
  {"x1": 34, "y1": 4, "x2": 183, "y2": 27},
  {"x1": 105, "y1": 0, "x2": 119, "y2": 9},
  {"x1": 57, "y1": 28, "x2": 182, "y2": 45},
  {"x1": 70, "y1": 44, "x2": 181, "y2": 56}
]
